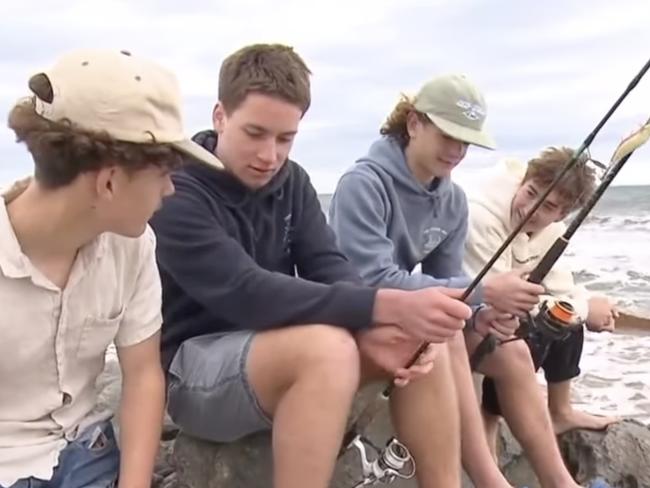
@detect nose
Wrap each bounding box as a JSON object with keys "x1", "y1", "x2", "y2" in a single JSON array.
[
  {"x1": 448, "y1": 138, "x2": 468, "y2": 159},
  {"x1": 522, "y1": 201, "x2": 541, "y2": 221},
  {"x1": 257, "y1": 139, "x2": 277, "y2": 166}
]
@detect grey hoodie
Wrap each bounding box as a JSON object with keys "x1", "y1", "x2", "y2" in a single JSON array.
[{"x1": 329, "y1": 136, "x2": 476, "y2": 295}]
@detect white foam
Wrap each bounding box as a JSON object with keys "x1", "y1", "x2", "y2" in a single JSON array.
[{"x1": 537, "y1": 331, "x2": 650, "y2": 424}]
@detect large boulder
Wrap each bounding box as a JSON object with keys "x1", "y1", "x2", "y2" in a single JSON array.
[
  {"x1": 167, "y1": 412, "x2": 650, "y2": 488},
  {"x1": 170, "y1": 383, "x2": 428, "y2": 488},
  {"x1": 98, "y1": 332, "x2": 650, "y2": 488},
  {"x1": 496, "y1": 419, "x2": 650, "y2": 488},
  {"x1": 496, "y1": 423, "x2": 540, "y2": 488},
  {"x1": 559, "y1": 419, "x2": 650, "y2": 487}
]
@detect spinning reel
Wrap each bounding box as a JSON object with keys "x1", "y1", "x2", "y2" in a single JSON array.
[{"x1": 349, "y1": 435, "x2": 415, "y2": 487}]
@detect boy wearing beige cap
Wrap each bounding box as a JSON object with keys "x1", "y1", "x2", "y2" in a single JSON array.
[
  {"x1": 0, "y1": 49, "x2": 221, "y2": 488},
  {"x1": 330, "y1": 74, "x2": 588, "y2": 488}
]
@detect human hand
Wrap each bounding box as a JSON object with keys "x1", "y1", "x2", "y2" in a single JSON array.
[{"x1": 483, "y1": 269, "x2": 545, "y2": 316}]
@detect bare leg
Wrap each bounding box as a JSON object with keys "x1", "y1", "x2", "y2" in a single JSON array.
[
  {"x1": 466, "y1": 333, "x2": 580, "y2": 488},
  {"x1": 547, "y1": 380, "x2": 618, "y2": 435},
  {"x1": 448, "y1": 332, "x2": 512, "y2": 487},
  {"x1": 384, "y1": 344, "x2": 462, "y2": 488},
  {"x1": 482, "y1": 409, "x2": 500, "y2": 462},
  {"x1": 248, "y1": 325, "x2": 360, "y2": 488}
]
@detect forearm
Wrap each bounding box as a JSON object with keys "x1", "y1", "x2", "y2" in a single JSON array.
[
  {"x1": 118, "y1": 366, "x2": 166, "y2": 488},
  {"x1": 372, "y1": 289, "x2": 406, "y2": 326}
]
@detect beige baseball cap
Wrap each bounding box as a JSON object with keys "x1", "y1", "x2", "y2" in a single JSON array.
[
  {"x1": 413, "y1": 73, "x2": 496, "y2": 150},
  {"x1": 30, "y1": 49, "x2": 223, "y2": 169}
]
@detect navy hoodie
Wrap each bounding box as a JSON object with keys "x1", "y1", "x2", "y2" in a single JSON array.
[{"x1": 151, "y1": 131, "x2": 377, "y2": 370}]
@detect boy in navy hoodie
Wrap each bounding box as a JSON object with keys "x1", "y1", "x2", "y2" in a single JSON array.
[{"x1": 151, "y1": 44, "x2": 477, "y2": 488}]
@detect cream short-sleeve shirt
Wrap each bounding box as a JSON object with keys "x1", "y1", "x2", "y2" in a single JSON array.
[{"x1": 0, "y1": 179, "x2": 162, "y2": 486}]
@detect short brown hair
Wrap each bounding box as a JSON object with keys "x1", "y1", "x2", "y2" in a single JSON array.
[
  {"x1": 523, "y1": 146, "x2": 597, "y2": 211},
  {"x1": 380, "y1": 94, "x2": 430, "y2": 148},
  {"x1": 218, "y1": 44, "x2": 311, "y2": 114},
  {"x1": 8, "y1": 98, "x2": 184, "y2": 189}
]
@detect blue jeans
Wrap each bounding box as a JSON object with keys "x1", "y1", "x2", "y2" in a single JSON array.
[{"x1": 3, "y1": 421, "x2": 120, "y2": 488}]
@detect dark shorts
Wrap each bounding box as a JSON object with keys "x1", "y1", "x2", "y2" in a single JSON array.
[
  {"x1": 167, "y1": 331, "x2": 273, "y2": 443},
  {"x1": 482, "y1": 326, "x2": 584, "y2": 416}
]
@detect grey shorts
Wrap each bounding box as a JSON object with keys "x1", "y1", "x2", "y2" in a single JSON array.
[{"x1": 167, "y1": 331, "x2": 273, "y2": 443}]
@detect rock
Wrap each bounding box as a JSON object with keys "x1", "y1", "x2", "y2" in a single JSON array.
[
  {"x1": 496, "y1": 419, "x2": 650, "y2": 488},
  {"x1": 171, "y1": 383, "x2": 428, "y2": 488},
  {"x1": 559, "y1": 419, "x2": 650, "y2": 487},
  {"x1": 98, "y1": 348, "x2": 650, "y2": 488},
  {"x1": 171, "y1": 417, "x2": 650, "y2": 488},
  {"x1": 153, "y1": 439, "x2": 176, "y2": 488},
  {"x1": 496, "y1": 422, "x2": 540, "y2": 488}
]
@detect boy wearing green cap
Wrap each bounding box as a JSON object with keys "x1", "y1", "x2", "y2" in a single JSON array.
[{"x1": 330, "y1": 74, "x2": 586, "y2": 488}]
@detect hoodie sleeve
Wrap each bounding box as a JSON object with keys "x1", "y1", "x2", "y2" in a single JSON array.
[
  {"x1": 150, "y1": 175, "x2": 377, "y2": 333},
  {"x1": 292, "y1": 168, "x2": 364, "y2": 285},
  {"x1": 329, "y1": 170, "x2": 470, "y2": 291}
]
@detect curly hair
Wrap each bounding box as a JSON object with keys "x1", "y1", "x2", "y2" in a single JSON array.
[
  {"x1": 379, "y1": 94, "x2": 430, "y2": 147},
  {"x1": 8, "y1": 97, "x2": 184, "y2": 189}
]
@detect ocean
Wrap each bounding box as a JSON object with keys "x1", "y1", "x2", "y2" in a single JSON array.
[
  {"x1": 318, "y1": 185, "x2": 650, "y2": 424},
  {"x1": 558, "y1": 185, "x2": 650, "y2": 424}
]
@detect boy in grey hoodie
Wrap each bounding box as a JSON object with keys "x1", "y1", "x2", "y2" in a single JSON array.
[{"x1": 330, "y1": 74, "x2": 587, "y2": 488}]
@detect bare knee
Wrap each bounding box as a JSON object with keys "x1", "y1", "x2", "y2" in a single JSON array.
[
  {"x1": 299, "y1": 325, "x2": 361, "y2": 380},
  {"x1": 481, "y1": 339, "x2": 534, "y2": 380},
  {"x1": 502, "y1": 339, "x2": 534, "y2": 368},
  {"x1": 248, "y1": 325, "x2": 360, "y2": 414}
]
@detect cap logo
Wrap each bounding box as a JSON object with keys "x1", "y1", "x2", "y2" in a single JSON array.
[{"x1": 456, "y1": 99, "x2": 485, "y2": 121}]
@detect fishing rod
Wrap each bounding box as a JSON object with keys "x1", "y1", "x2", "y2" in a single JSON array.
[
  {"x1": 341, "y1": 57, "x2": 650, "y2": 486},
  {"x1": 470, "y1": 115, "x2": 650, "y2": 369},
  {"x1": 416, "y1": 56, "x2": 650, "y2": 377},
  {"x1": 461, "y1": 57, "x2": 649, "y2": 369}
]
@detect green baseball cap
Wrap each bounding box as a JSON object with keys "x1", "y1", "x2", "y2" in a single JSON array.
[{"x1": 413, "y1": 73, "x2": 496, "y2": 150}]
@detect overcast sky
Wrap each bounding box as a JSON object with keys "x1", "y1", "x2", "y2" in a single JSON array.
[{"x1": 1, "y1": 0, "x2": 649, "y2": 192}]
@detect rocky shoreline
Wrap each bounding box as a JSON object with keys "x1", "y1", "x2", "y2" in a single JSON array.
[{"x1": 97, "y1": 311, "x2": 650, "y2": 487}]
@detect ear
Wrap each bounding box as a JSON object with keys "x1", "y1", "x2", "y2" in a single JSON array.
[
  {"x1": 212, "y1": 102, "x2": 226, "y2": 134},
  {"x1": 406, "y1": 111, "x2": 421, "y2": 139},
  {"x1": 94, "y1": 166, "x2": 119, "y2": 202}
]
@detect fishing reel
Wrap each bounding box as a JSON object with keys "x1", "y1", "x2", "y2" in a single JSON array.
[
  {"x1": 524, "y1": 299, "x2": 583, "y2": 342},
  {"x1": 348, "y1": 435, "x2": 416, "y2": 487}
]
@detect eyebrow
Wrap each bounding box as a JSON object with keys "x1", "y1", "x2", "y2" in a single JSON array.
[
  {"x1": 244, "y1": 124, "x2": 297, "y2": 137},
  {"x1": 528, "y1": 186, "x2": 560, "y2": 209}
]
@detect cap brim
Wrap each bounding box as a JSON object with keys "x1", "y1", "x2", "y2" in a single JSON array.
[
  {"x1": 171, "y1": 139, "x2": 224, "y2": 169},
  {"x1": 426, "y1": 114, "x2": 497, "y2": 150}
]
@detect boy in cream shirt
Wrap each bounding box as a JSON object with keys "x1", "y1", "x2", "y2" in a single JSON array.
[
  {"x1": 464, "y1": 147, "x2": 618, "y2": 452},
  {"x1": 0, "y1": 49, "x2": 221, "y2": 488}
]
